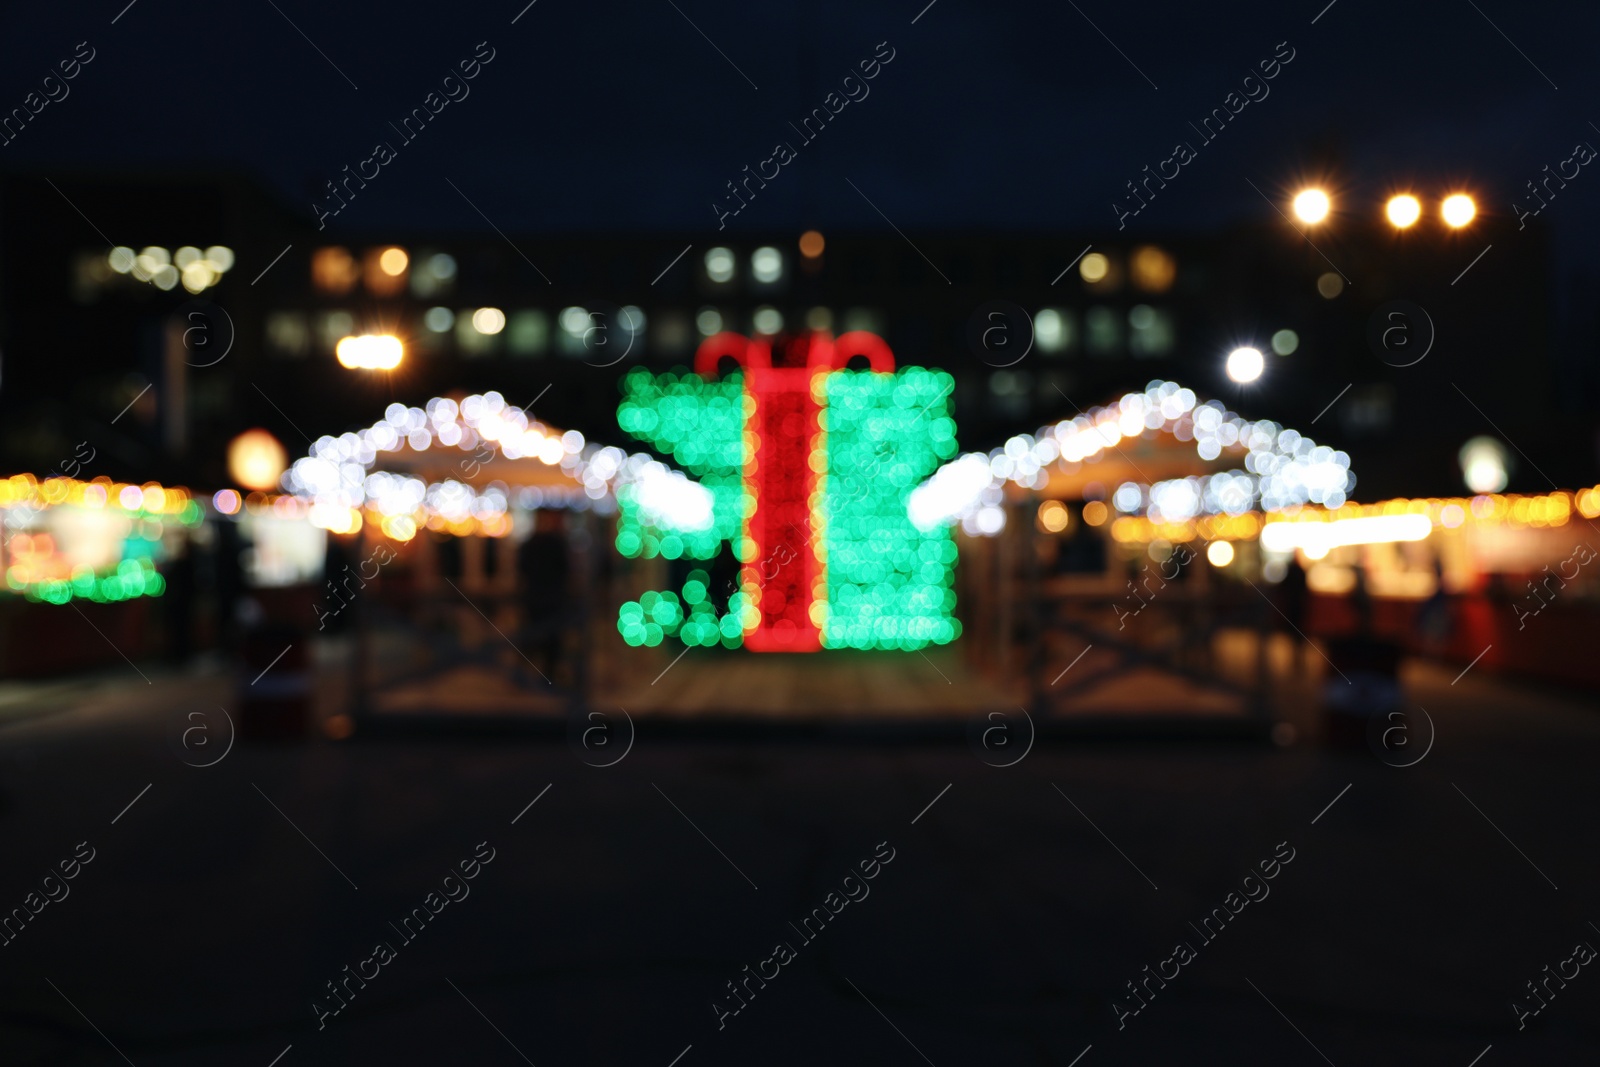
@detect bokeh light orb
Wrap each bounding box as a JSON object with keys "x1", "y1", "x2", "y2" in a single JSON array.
[
  {"x1": 227, "y1": 429, "x2": 288, "y2": 491},
  {"x1": 1442, "y1": 194, "x2": 1477, "y2": 228},
  {"x1": 1225, "y1": 346, "x2": 1265, "y2": 384},
  {"x1": 1292, "y1": 188, "x2": 1330, "y2": 223},
  {"x1": 1385, "y1": 194, "x2": 1421, "y2": 228}
]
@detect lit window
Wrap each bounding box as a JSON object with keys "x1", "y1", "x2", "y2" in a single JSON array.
[
  {"x1": 558, "y1": 307, "x2": 593, "y2": 356},
  {"x1": 559, "y1": 306, "x2": 589, "y2": 335},
  {"x1": 472, "y1": 307, "x2": 507, "y2": 335},
  {"x1": 1128, "y1": 305, "x2": 1174, "y2": 357},
  {"x1": 1085, "y1": 307, "x2": 1121, "y2": 355},
  {"x1": 312, "y1": 247, "x2": 359, "y2": 294},
  {"x1": 379, "y1": 247, "x2": 408, "y2": 276},
  {"x1": 753, "y1": 306, "x2": 783, "y2": 335},
  {"x1": 842, "y1": 307, "x2": 883, "y2": 334},
  {"x1": 180, "y1": 258, "x2": 218, "y2": 294},
  {"x1": 364, "y1": 247, "x2": 406, "y2": 296},
  {"x1": 318, "y1": 311, "x2": 354, "y2": 349},
  {"x1": 137, "y1": 246, "x2": 170, "y2": 273},
  {"x1": 411, "y1": 252, "x2": 457, "y2": 297},
  {"x1": 265, "y1": 312, "x2": 310, "y2": 357},
  {"x1": 1130, "y1": 246, "x2": 1176, "y2": 292},
  {"x1": 507, "y1": 310, "x2": 548, "y2": 356},
  {"x1": 653, "y1": 312, "x2": 692, "y2": 353},
  {"x1": 619, "y1": 306, "x2": 646, "y2": 340},
  {"x1": 1035, "y1": 308, "x2": 1073, "y2": 354},
  {"x1": 987, "y1": 370, "x2": 1031, "y2": 417},
  {"x1": 752, "y1": 246, "x2": 783, "y2": 284},
  {"x1": 458, "y1": 312, "x2": 497, "y2": 356},
  {"x1": 705, "y1": 247, "x2": 735, "y2": 284}
]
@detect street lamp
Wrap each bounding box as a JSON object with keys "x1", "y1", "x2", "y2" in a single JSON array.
[
  {"x1": 1225, "y1": 346, "x2": 1265, "y2": 384},
  {"x1": 336, "y1": 334, "x2": 403, "y2": 370},
  {"x1": 1292, "y1": 188, "x2": 1330, "y2": 224},
  {"x1": 1385, "y1": 194, "x2": 1421, "y2": 228},
  {"x1": 1441, "y1": 194, "x2": 1476, "y2": 228}
]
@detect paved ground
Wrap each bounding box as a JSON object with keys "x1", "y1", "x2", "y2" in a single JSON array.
[{"x1": 0, "y1": 653, "x2": 1596, "y2": 1066}]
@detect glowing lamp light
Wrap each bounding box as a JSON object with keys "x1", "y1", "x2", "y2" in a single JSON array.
[
  {"x1": 227, "y1": 429, "x2": 288, "y2": 491},
  {"x1": 1225, "y1": 346, "x2": 1265, "y2": 384},
  {"x1": 1292, "y1": 188, "x2": 1330, "y2": 223},
  {"x1": 1385, "y1": 194, "x2": 1421, "y2": 228},
  {"x1": 1206, "y1": 540, "x2": 1235, "y2": 567},
  {"x1": 212, "y1": 488, "x2": 242, "y2": 515},
  {"x1": 1260, "y1": 514, "x2": 1432, "y2": 556},
  {"x1": 752, "y1": 246, "x2": 783, "y2": 283},
  {"x1": 799, "y1": 230, "x2": 825, "y2": 258},
  {"x1": 1441, "y1": 194, "x2": 1476, "y2": 228},
  {"x1": 471, "y1": 307, "x2": 506, "y2": 335},
  {"x1": 704, "y1": 247, "x2": 736, "y2": 283},
  {"x1": 336, "y1": 334, "x2": 403, "y2": 370},
  {"x1": 1459, "y1": 436, "x2": 1509, "y2": 493},
  {"x1": 378, "y1": 247, "x2": 409, "y2": 275}
]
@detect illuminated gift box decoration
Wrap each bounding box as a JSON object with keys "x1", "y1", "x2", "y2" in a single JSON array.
[{"x1": 615, "y1": 331, "x2": 960, "y2": 652}]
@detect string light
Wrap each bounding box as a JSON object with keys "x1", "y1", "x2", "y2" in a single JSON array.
[
  {"x1": 915, "y1": 379, "x2": 1356, "y2": 534},
  {"x1": 284, "y1": 392, "x2": 682, "y2": 541},
  {"x1": 1, "y1": 475, "x2": 200, "y2": 605},
  {"x1": 820, "y1": 368, "x2": 960, "y2": 650}
]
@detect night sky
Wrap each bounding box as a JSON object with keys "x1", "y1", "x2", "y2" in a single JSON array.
[{"x1": 4, "y1": 0, "x2": 1599, "y2": 267}]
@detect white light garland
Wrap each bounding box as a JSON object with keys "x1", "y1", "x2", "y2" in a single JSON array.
[
  {"x1": 914, "y1": 379, "x2": 1357, "y2": 535},
  {"x1": 284, "y1": 392, "x2": 711, "y2": 535}
]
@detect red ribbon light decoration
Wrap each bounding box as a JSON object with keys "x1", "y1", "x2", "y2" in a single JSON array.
[{"x1": 694, "y1": 330, "x2": 897, "y2": 652}]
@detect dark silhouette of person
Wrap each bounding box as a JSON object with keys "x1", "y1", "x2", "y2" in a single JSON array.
[
  {"x1": 436, "y1": 532, "x2": 463, "y2": 582},
  {"x1": 163, "y1": 534, "x2": 197, "y2": 665},
  {"x1": 518, "y1": 510, "x2": 571, "y2": 682},
  {"x1": 1418, "y1": 555, "x2": 1453, "y2": 649},
  {"x1": 319, "y1": 533, "x2": 355, "y2": 635},
  {"x1": 1057, "y1": 507, "x2": 1107, "y2": 575},
  {"x1": 1280, "y1": 553, "x2": 1310, "y2": 670},
  {"x1": 1349, "y1": 561, "x2": 1374, "y2": 636},
  {"x1": 213, "y1": 519, "x2": 247, "y2": 656}
]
